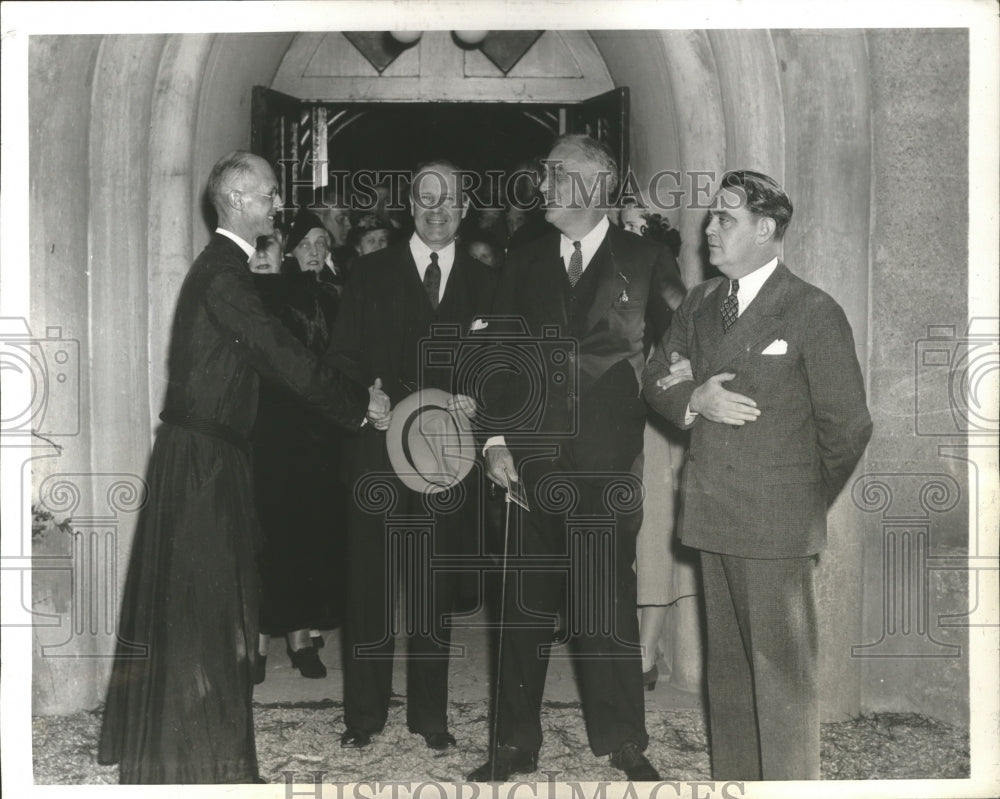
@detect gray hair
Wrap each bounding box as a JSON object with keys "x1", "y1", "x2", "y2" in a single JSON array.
[
  {"x1": 207, "y1": 150, "x2": 260, "y2": 212},
  {"x1": 550, "y1": 134, "x2": 619, "y2": 197}
]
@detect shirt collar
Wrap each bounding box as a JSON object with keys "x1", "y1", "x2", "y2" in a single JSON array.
[
  {"x1": 409, "y1": 234, "x2": 456, "y2": 275},
  {"x1": 733, "y1": 256, "x2": 779, "y2": 314},
  {"x1": 559, "y1": 215, "x2": 610, "y2": 272},
  {"x1": 216, "y1": 228, "x2": 256, "y2": 261}
]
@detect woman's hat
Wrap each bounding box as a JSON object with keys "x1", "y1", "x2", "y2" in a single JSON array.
[{"x1": 285, "y1": 209, "x2": 327, "y2": 253}]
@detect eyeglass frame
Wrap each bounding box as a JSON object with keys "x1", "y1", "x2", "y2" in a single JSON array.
[{"x1": 228, "y1": 186, "x2": 282, "y2": 204}]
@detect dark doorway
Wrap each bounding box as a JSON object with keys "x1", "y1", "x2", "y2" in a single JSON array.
[
  {"x1": 252, "y1": 87, "x2": 629, "y2": 210},
  {"x1": 326, "y1": 103, "x2": 555, "y2": 176}
]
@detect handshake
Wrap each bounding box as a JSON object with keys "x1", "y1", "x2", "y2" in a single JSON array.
[{"x1": 365, "y1": 379, "x2": 477, "y2": 431}]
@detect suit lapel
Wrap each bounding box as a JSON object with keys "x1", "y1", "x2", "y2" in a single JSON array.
[
  {"x1": 439, "y1": 252, "x2": 471, "y2": 317},
  {"x1": 703, "y1": 263, "x2": 791, "y2": 374},
  {"x1": 694, "y1": 280, "x2": 728, "y2": 378},
  {"x1": 532, "y1": 235, "x2": 570, "y2": 330},
  {"x1": 583, "y1": 230, "x2": 621, "y2": 334}
]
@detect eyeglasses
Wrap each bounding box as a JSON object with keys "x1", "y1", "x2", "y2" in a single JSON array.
[{"x1": 230, "y1": 187, "x2": 281, "y2": 203}]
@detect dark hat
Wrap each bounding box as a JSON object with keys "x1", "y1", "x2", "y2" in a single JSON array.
[
  {"x1": 285, "y1": 209, "x2": 328, "y2": 253},
  {"x1": 348, "y1": 213, "x2": 393, "y2": 250},
  {"x1": 386, "y1": 388, "x2": 475, "y2": 494}
]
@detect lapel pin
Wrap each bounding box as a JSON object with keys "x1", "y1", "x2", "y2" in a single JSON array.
[{"x1": 617, "y1": 272, "x2": 630, "y2": 303}]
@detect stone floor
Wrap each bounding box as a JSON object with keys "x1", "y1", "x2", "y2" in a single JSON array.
[
  {"x1": 28, "y1": 609, "x2": 973, "y2": 785},
  {"x1": 253, "y1": 610, "x2": 704, "y2": 714}
]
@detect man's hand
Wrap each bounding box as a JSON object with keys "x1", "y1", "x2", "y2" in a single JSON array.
[
  {"x1": 655, "y1": 352, "x2": 694, "y2": 391},
  {"x1": 447, "y1": 393, "x2": 477, "y2": 420},
  {"x1": 484, "y1": 445, "x2": 517, "y2": 488},
  {"x1": 366, "y1": 377, "x2": 392, "y2": 431},
  {"x1": 689, "y1": 373, "x2": 761, "y2": 425}
]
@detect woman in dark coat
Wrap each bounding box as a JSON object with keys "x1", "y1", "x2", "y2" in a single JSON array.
[{"x1": 251, "y1": 211, "x2": 347, "y2": 681}]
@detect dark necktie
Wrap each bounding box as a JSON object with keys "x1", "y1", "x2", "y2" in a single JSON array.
[
  {"x1": 721, "y1": 279, "x2": 740, "y2": 332},
  {"x1": 567, "y1": 241, "x2": 583, "y2": 287},
  {"x1": 424, "y1": 252, "x2": 441, "y2": 310}
]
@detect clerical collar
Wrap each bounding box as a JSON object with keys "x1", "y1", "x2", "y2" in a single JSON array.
[{"x1": 216, "y1": 228, "x2": 256, "y2": 261}]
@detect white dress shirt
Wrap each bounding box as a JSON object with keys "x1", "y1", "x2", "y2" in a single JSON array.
[
  {"x1": 216, "y1": 228, "x2": 256, "y2": 261},
  {"x1": 559, "y1": 215, "x2": 610, "y2": 276},
  {"x1": 410, "y1": 234, "x2": 456, "y2": 296},
  {"x1": 732, "y1": 256, "x2": 779, "y2": 316},
  {"x1": 684, "y1": 256, "x2": 780, "y2": 424}
]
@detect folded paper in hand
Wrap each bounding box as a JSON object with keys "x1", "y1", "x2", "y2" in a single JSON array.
[
  {"x1": 761, "y1": 339, "x2": 788, "y2": 355},
  {"x1": 504, "y1": 468, "x2": 530, "y2": 511}
]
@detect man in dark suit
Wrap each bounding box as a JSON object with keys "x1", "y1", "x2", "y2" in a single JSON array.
[
  {"x1": 329, "y1": 160, "x2": 497, "y2": 751},
  {"x1": 643, "y1": 170, "x2": 873, "y2": 780},
  {"x1": 468, "y1": 135, "x2": 685, "y2": 781}
]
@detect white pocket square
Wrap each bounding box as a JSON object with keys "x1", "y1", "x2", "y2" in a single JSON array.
[
  {"x1": 762, "y1": 339, "x2": 788, "y2": 355},
  {"x1": 470, "y1": 318, "x2": 489, "y2": 332}
]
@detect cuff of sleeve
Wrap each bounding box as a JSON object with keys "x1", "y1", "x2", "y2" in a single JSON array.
[
  {"x1": 684, "y1": 404, "x2": 698, "y2": 426},
  {"x1": 484, "y1": 435, "x2": 506, "y2": 456}
]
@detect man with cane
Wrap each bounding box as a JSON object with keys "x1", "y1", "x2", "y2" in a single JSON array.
[{"x1": 468, "y1": 135, "x2": 685, "y2": 781}]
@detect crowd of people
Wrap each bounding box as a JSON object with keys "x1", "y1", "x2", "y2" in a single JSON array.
[{"x1": 98, "y1": 137, "x2": 871, "y2": 785}]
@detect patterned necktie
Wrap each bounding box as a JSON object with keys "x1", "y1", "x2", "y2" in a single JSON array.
[
  {"x1": 424, "y1": 252, "x2": 441, "y2": 310},
  {"x1": 567, "y1": 240, "x2": 583, "y2": 287},
  {"x1": 721, "y1": 279, "x2": 740, "y2": 332}
]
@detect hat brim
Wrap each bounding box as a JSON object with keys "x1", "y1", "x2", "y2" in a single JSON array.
[{"x1": 386, "y1": 388, "x2": 476, "y2": 494}]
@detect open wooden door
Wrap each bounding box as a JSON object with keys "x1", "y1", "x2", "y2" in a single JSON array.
[
  {"x1": 252, "y1": 86, "x2": 368, "y2": 212},
  {"x1": 564, "y1": 87, "x2": 630, "y2": 176}
]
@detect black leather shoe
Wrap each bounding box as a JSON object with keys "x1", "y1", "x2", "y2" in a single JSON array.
[
  {"x1": 311, "y1": 633, "x2": 325, "y2": 650},
  {"x1": 467, "y1": 745, "x2": 539, "y2": 781},
  {"x1": 340, "y1": 728, "x2": 372, "y2": 748},
  {"x1": 610, "y1": 742, "x2": 660, "y2": 781},
  {"x1": 253, "y1": 654, "x2": 267, "y2": 685},
  {"x1": 423, "y1": 731, "x2": 457, "y2": 750},
  {"x1": 287, "y1": 645, "x2": 327, "y2": 679}
]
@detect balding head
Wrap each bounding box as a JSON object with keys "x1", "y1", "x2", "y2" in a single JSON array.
[{"x1": 207, "y1": 151, "x2": 282, "y2": 243}]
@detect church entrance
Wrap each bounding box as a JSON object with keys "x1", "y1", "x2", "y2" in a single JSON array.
[{"x1": 251, "y1": 86, "x2": 629, "y2": 214}]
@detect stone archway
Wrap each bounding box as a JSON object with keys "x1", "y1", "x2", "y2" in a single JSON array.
[{"x1": 30, "y1": 29, "x2": 875, "y2": 718}]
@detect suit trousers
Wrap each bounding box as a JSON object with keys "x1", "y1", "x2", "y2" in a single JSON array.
[
  {"x1": 700, "y1": 551, "x2": 820, "y2": 780},
  {"x1": 494, "y1": 441, "x2": 648, "y2": 756},
  {"x1": 343, "y1": 433, "x2": 471, "y2": 736}
]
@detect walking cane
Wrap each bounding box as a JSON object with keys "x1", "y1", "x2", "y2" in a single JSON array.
[{"x1": 489, "y1": 474, "x2": 513, "y2": 782}]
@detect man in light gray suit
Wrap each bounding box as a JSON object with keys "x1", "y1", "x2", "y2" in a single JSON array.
[{"x1": 643, "y1": 170, "x2": 872, "y2": 780}]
